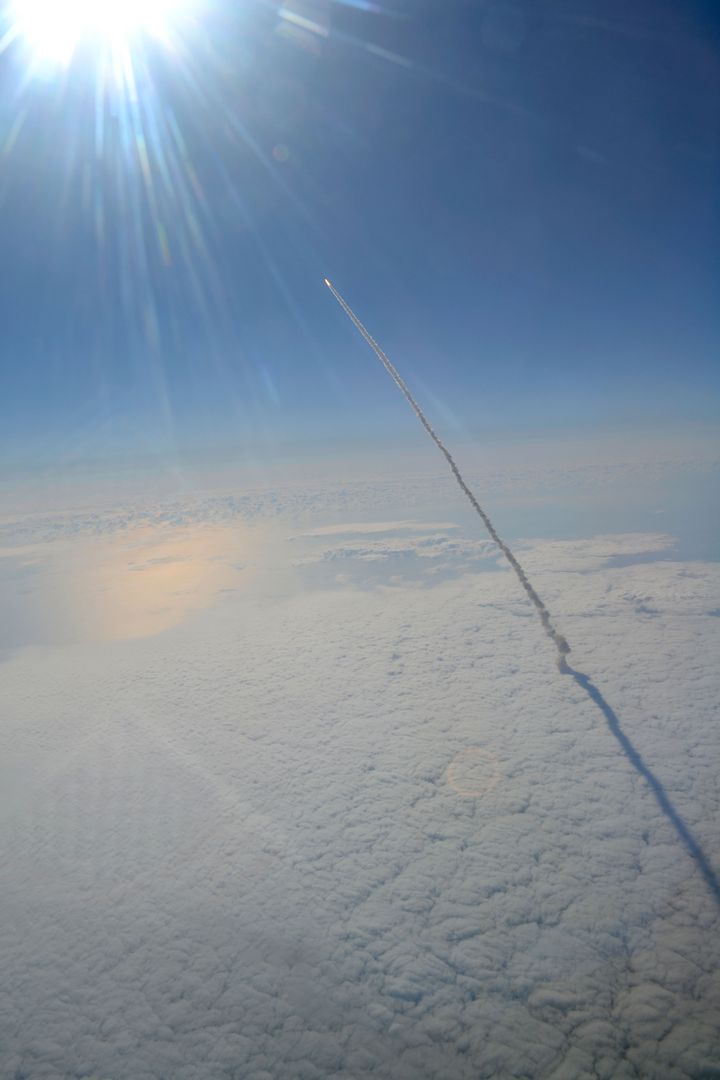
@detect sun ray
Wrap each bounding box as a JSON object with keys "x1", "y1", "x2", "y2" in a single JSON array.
[{"x1": 8, "y1": 0, "x2": 191, "y2": 66}]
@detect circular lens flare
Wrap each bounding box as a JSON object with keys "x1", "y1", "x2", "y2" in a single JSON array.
[
  {"x1": 11, "y1": 0, "x2": 187, "y2": 65},
  {"x1": 447, "y1": 747, "x2": 501, "y2": 799}
]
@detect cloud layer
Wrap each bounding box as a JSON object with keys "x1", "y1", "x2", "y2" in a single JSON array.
[{"x1": 1, "y1": 511, "x2": 719, "y2": 1079}]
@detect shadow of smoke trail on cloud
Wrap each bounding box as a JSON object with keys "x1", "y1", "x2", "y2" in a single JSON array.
[
  {"x1": 325, "y1": 277, "x2": 720, "y2": 909},
  {"x1": 560, "y1": 659, "x2": 720, "y2": 906}
]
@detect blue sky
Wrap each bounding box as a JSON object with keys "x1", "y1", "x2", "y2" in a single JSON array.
[{"x1": 0, "y1": 0, "x2": 718, "y2": 466}]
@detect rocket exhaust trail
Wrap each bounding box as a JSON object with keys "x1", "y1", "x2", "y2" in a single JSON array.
[
  {"x1": 324, "y1": 277, "x2": 570, "y2": 667},
  {"x1": 324, "y1": 277, "x2": 720, "y2": 907}
]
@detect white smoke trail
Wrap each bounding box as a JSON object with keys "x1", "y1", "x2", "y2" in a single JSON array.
[
  {"x1": 324, "y1": 277, "x2": 571, "y2": 667},
  {"x1": 324, "y1": 277, "x2": 720, "y2": 906}
]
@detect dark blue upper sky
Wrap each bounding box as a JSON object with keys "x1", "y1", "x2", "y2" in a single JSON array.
[{"x1": 1, "y1": 0, "x2": 718, "y2": 466}]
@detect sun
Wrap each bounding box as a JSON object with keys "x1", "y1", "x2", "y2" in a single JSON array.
[{"x1": 10, "y1": 0, "x2": 189, "y2": 66}]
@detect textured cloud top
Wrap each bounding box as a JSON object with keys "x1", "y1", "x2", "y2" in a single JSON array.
[{"x1": 1, "y1": 494, "x2": 719, "y2": 1079}]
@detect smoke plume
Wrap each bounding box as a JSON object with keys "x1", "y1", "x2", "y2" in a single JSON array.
[
  {"x1": 324, "y1": 278, "x2": 569, "y2": 666},
  {"x1": 325, "y1": 277, "x2": 720, "y2": 906}
]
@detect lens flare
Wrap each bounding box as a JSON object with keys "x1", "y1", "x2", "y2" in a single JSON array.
[
  {"x1": 447, "y1": 748, "x2": 501, "y2": 799},
  {"x1": 10, "y1": 0, "x2": 189, "y2": 65}
]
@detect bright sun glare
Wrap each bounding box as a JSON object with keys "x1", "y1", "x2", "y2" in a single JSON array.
[{"x1": 11, "y1": 0, "x2": 187, "y2": 65}]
